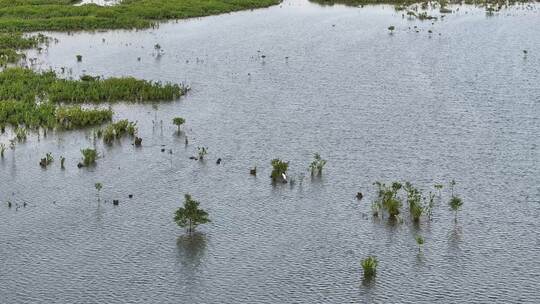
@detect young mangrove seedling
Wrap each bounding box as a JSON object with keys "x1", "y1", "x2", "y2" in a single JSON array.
[
  {"x1": 361, "y1": 256, "x2": 378, "y2": 279},
  {"x1": 0, "y1": 143, "x2": 5, "y2": 158},
  {"x1": 80, "y1": 148, "x2": 98, "y2": 167},
  {"x1": 60, "y1": 156, "x2": 65, "y2": 169},
  {"x1": 172, "y1": 117, "x2": 185, "y2": 132},
  {"x1": 15, "y1": 127, "x2": 27, "y2": 142},
  {"x1": 39, "y1": 152, "x2": 54, "y2": 168},
  {"x1": 388, "y1": 25, "x2": 395, "y2": 34},
  {"x1": 197, "y1": 147, "x2": 208, "y2": 161},
  {"x1": 374, "y1": 182, "x2": 403, "y2": 219},
  {"x1": 174, "y1": 194, "x2": 210, "y2": 235},
  {"x1": 424, "y1": 192, "x2": 435, "y2": 221},
  {"x1": 450, "y1": 179, "x2": 456, "y2": 196},
  {"x1": 449, "y1": 196, "x2": 463, "y2": 222},
  {"x1": 415, "y1": 235, "x2": 425, "y2": 252},
  {"x1": 371, "y1": 202, "x2": 381, "y2": 217},
  {"x1": 95, "y1": 182, "x2": 102, "y2": 201},
  {"x1": 270, "y1": 159, "x2": 289, "y2": 183},
  {"x1": 448, "y1": 180, "x2": 463, "y2": 222},
  {"x1": 309, "y1": 153, "x2": 327, "y2": 176},
  {"x1": 76, "y1": 55, "x2": 82, "y2": 62},
  {"x1": 434, "y1": 184, "x2": 443, "y2": 197}
]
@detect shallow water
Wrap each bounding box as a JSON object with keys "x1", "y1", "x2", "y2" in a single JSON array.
[{"x1": 2, "y1": 1, "x2": 540, "y2": 303}]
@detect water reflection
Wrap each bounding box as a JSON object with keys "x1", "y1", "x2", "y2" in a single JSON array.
[
  {"x1": 448, "y1": 224, "x2": 463, "y2": 251},
  {"x1": 176, "y1": 233, "x2": 208, "y2": 268}
]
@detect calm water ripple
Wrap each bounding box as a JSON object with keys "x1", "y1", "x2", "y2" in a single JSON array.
[{"x1": 1, "y1": 1, "x2": 540, "y2": 303}]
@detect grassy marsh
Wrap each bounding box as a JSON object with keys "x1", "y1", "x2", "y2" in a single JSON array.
[{"x1": 0, "y1": 67, "x2": 186, "y2": 131}]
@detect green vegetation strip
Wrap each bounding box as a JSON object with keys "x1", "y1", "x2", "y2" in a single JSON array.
[
  {"x1": 0, "y1": 67, "x2": 187, "y2": 129},
  {"x1": 0, "y1": 0, "x2": 281, "y2": 32}
]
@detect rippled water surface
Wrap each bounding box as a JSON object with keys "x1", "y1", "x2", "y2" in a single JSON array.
[{"x1": 1, "y1": 1, "x2": 540, "y2": 303}]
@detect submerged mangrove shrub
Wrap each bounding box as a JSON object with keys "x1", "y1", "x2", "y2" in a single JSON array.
[
  {"x1": 415, "y1": 235, "x2": 424, "y2": 252},
  {"x1": 0, "y1": 32, "x2": 48, "y2": 65},
  {"x1": 361, "y1": 256, "x2": 378, "y2": 279},
  {"x1": 0, "y1": 68, "x2": 184, "y2": 132},
  {"x1": 404, "y1": 182, "x2": 424, "y2": 222},
  {"x1": 309, "y1": 153, "x2": 327, "y2": 176},
  {"x1": 15, "y1": 126, "x2": 27, "y2": 141},
  {"x1": 373, "y1": 182, "x2": 403, "y2": 218},
  {"x1": 0, "y1": 68, "x2": 187, "y2": 103},
  {"x1": 172, "y1": 117, "x2": 185, "y2": 131},
  {"x1": 95, "y1": 182, "x2": 102, "y2": 201},
  {"x1": 197, "y1": 147, "x2": 208, "y2": 160},
  {"x1": 39, "y1": 152, "x2": 53, "y2": 168},
  {"x1": 270, "y1": 159, "x2": 289, "y2": 182},
  {"x1": 102, "y1": 120, "x2": 137, "y2": 144},
  {"x1": 174, "y1": 194, "x2": 211, "y2": 235},
  {"x1": 80, "y1": 148, "x2": 98, "y2": 166},
  {"x1": 449, "y1": 180, "x2": 464, "y2": 221},
  {"x1": 55, "y1": 106, "x2": 112, "y2": 130}
]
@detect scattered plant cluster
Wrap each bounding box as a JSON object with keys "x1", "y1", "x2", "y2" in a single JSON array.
[{"x1": 102, "y1": 119, "x2": 137, "y2": 145}]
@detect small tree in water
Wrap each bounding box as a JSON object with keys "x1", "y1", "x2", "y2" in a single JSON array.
[
  {"x1": 174, "y1": 194, "x2": 210, "y2": 235},
  {"x1": 415, "y1": 235, "x2": 424, "y2": 252},
  {"x1": 197, "y1": 147, "x2": 208, "y2": 161},
  {"x1": 449, "y1": 196, "x2": 463, "y2": 222},
  {"x1": 309, "y1": 153, "x2": 327, "y2": 176},
  {"x1": 95, "y1": 182, "x2": 102, "y2": 201},
  {"x1": 361, "y1": 256, "x2": 378, "y2": 279},
  {"x1": 81, "y1": 148, "x2": 98, "y2": 166},
  {"x1": 448, "y1": 180, "x2": 463, "y2": 222},
  {"x1": 270, "y1": 159, "x2": 289, "y2": 183},
  {"x1": 172, "y1": 117, "x2": 185, "y2": 132}
]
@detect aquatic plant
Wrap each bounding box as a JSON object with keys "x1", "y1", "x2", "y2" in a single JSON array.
[
  {"x1": 197, "y1": 147, "x2": 208, "y2": 161},
  {"x1": 270, "y1": 159, "x2": 289, "y2": 183},
  {"x1": 434, "y1": 184, "x2": 443, "y2": 196},
  {"x1": 15, "y1": 127, "x2": 27, "y2": 142},
  {"x1": 361, "y1": 256, "x2": 378, "y2": 279},
  {"x1": 55, "y1": 106, "x2": 112, "y2": 130},
  {"x1": 309, "y1": 153, "x2": 327, "y2": 176},
  {"x1": 449, "y1": 179, "x2": 456, "y2": 196},
  {"x1": 172, "y1": 117, "x2": 185, "y2": 132},
  {"x1": 174, "y1": 194, "x2": 211, "y2": 235},
  {"x1": 95, "y1": 182, "x2": 102, "y2": 201},
  {"x1": 449, "y1": 195, "x2": 463, "y2": 222},
  {"x1": 39, "y1": 152, "x2": 54, "y2": 168},
  {"x1": 374, "y1": 182, "x2": 402, "y2": 218},
  {"x1": 80, "y1": 148, "x2": 98, "y2": 166},
  {"x1": 415, "y1": 235, "x2": 424, "y2": 252},
  {"x1": 102, "y1": 120, "x2": 137, "y2": 144},
  {"x1": 424, "y1": 192, "x2": 435, "y2": 221},
  {"x1": 0, "y1": 68, "x2": 188, "y2": 104},
  {"x1": 404, "y1": 182, "x2": 424, "y2": 222},
  {"x1": 371, "y1": 202, "x2": 381, "y2": 217},
  {"x1": 0, "y1": 68, "x2": 184, "y2": 132}
]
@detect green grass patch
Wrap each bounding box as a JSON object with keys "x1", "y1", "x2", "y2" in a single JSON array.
[
  {"x1": 0, "y1": 67, "x2": 186, "y2": 130},
  {"x1": 0, "y1": 67, "x2": 188, "y2": 103}
]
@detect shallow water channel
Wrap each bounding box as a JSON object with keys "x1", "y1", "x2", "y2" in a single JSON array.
[{"x1": 1, "y1": 1, "x2": 539, "y2": 303}]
